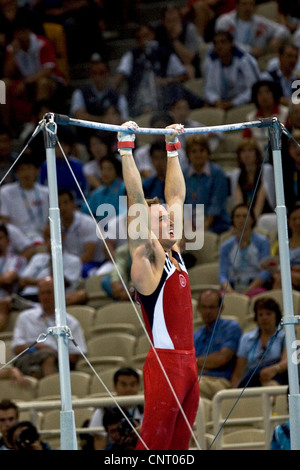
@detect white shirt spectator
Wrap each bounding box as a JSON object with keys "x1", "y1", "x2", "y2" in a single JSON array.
[
  {"x1": 19, "y1": 251, "x2": 82, "y2": 297},
  {"x1": 6, "y1": 223, "x2": 33, "y2": 255},
  {"x1": 215, "y1": 10, "x2": 290, "y2": 55},
  {"x1": 70, "y1": 85, "x2": 128, "y2": 120},
  {"x1": 0, "y1": 181, "x2": 49, "y2": 244},
  {"x1": 61, "y1": 210, "x2": 106, "y2": 264},
  {"x1": 12, "y1": 304, "x2": 87, "y2": 355},
  {"x1": 0, "y1": 253, "x2": 26, "y2": 298},
  {"x1": 203, "y1": 45, "x2": 260, "y2": 106}
]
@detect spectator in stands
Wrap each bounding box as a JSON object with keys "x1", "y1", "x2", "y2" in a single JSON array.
[
  {"x1": 81, "y1": 155, "x2": 126, "y2": 222},
  {"x1": 133, "y1": 111, "x2": 179, "y2": 178},
  {"x1": 70, "y1": 54, "x2": 128, "y2": 144},
  {"x1": 5, "y1": 222, "x2": 36, "y2": 261},
  {"x1": 0, "y1": 154, "x2": 49, "y2": 245},
  {"x1": 154, "y1": 4, "x2": 203, "y2": 78},
  {"x1": 181, "y1": 0, "x2": 235, "y2": 41},
  {"x1": 112, "y1": 24, "x2": 194, "y2": 117},
  {"x1": 142, "y1": 140, "x2": 167, "y2": 203},
  {"x1": 219, "y1": 203, "x2": 271, "y2": 296},
  {"x1": 194, "y1": 289, "x2": 242, "y2": 400},
  {"x1": 0, "y1": 223, "x2": 26, "y2": 329},
  {"x1": 39, "y1": 126, "x2": 88, "y2": 207},
  {"x1": 0, "y1": 0, "x2": 43, "y2": 77},
  {"x1": 102, "y1": 407, "x2": 140, "y2": 451},
  {"x1": 227, "y1": 138, "x2": 276, "y2": 229},
  {"x1": 18, "y1": 223, "x2": 84, "y2": 303},
  {"x1": 83, "y1": 131, "x2": 116, "y2": 191},
  {"x1": 8, "y1": 420, "x2": 51, "y2": 450},
  {"x1": 231, "y1": 297, "x2": 287, "y2": 388},
  {"x1": 271, "y1": 202, "x2": 300, "y2": 291},
  {"x1": 3, "y1": 14, "x2": 66, "y2": 131},
  {"x1": 261, "y1": 42, "x2": 299, "y2": 107},
  {"x1": 0, "y1": 399, "x2": 19, "y2": 450},
  {"x1": 215, "y1": 0, "x2": 290, "y2": 59},
  {"x1": 88, "y1": 367, "x2": 143, "y2": 450},
  {"x1": 58, "y1": 188, "x2": 110, "y2": 278},
  {"x1": 202, "y1": 30, "x2": 260, "y2": 110},
  {"x1": 184, "y1": 134, "x2": 231, "y2": 234},
  {"x1": 12, "y1": 276, "x2": 87, "y2": 377},
  {"x1": 242, "y1": 80, "x2": 289, "y2": 155}
]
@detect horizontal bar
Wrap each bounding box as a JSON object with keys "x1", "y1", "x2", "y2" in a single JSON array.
[{"x1": 53, "y1": 113, "x2": 275, "y2": 136}]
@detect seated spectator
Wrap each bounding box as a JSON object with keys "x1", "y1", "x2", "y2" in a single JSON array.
[
  {"x1": 231, "y1": 297, "x2": 287, "y2": 388},
  {"x1": 142, "y1": 140, "x2": 167, "y2": 203},
  {"x1": 219, "y1": 203, "x2": 271, "y2": 296},
  {"x1": 81, "y1": 155, "x2": 126, "y2": 222},
  {"x1": 58, "y1": 188, "x2": 111, "y2": 278},
  {"x1": 181, "y1": 0, "x2": 235, "y2": 41},
  {"x1": 70, "y1": 54, "x2": 128, "y2": 145},
  {"x1": 154, "y1": 4, "x2": 203, "y2": 78},
  {"x1": 88, "y1": 367, "x2": 143, "y2": 450},
  {"x1": 0, "y1": 154, "x2": 49, "y2": 245},
  {"x1": 271, "y1": 202, "x2": 300, "y2": 291},
  {"x1": 184, "y1": 135, "x2": 231, "y2": 234},
  {"x1": 215, "y1": 0, "x2": 290, "y2": 59},
  {"x1": 39, "y1": 126, "x2": 88, "y2": 207},
  {"x1": 0, "y1": 0, "x2": 44, "y2": 80},
  {"x1": 0, "y1": 125, "x2": 17, "y2": 185},
  {"x1": 3, "y1": 14, "x2": 66, "y2": 131},
  {"x1": 5, "y1": 222, "x2": 35, "y2": 261},
  {"x1": 0, "y1": 399, "x2": 19, "y2": 450},
  {"x1": 8, "y1": 420, "x2": 51, "y2": 450},
  {"x1": 227, "y1": 138, "x2": 276, "y2": 229},
  {"x1": 219, "y1": 203, "x2": 270, "y2": 297},
  {"x1": 261, "y1": 42, "x2": 299, "y2": 107},
  {"x1": 83, "y1": 131, "x2": 116, "y2": 191},
  {"x1": 0, "y1": 223, "x2": 26, "y2": 330},
  {"x1": 12, "y1": 276, "x2": 87, "y2": 377},
  {"x1": 112, "y1": 24, "x2": 198, "y2": 117},
  {"x1": 18, "y1": 224, "x2": 84, "y2": 303},
  {"x1": 193, "y1": 289, "x2": 242, "y2": 399},
  {"x1": 102, "y1": 407, "x2": 139, "y2": 451},
  {"x1": 202, "y1": 31, "x2": 260, "y2": 110},
  {"x1": 242, "y1": 80, "x2": 289, "y2": 154}
]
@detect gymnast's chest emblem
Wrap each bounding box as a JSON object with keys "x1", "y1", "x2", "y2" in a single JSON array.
[{"x1": 179, "y1": 273, "x2": 187, "y2": 287}]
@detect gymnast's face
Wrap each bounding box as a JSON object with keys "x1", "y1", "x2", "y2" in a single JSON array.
[{"x1": 149, "y1": 204, "x2": 177, "y2": 250}]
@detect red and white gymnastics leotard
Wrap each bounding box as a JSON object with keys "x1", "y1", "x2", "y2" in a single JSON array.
[{"x1": 135, "y1": 250, "x2": 199, "y2": 450}]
